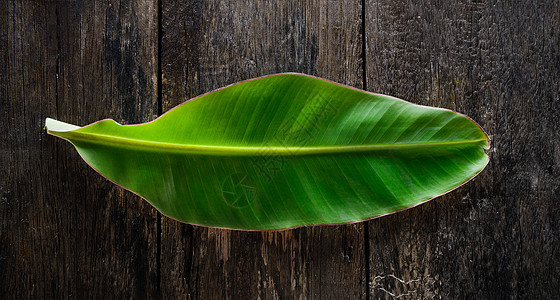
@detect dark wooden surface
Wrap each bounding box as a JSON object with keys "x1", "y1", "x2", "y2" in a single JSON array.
[{"x1": 1, "y1": 0, "x2": 558, "y2": 298}]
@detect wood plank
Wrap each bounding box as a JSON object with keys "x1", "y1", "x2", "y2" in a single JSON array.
[
  {"x1": 0, "y1": 0, "x2": 159, "y2": 297},
  {"x1": 160, "y1": 0, "x2": 365, "y2": 298},
  {"x1": 364, "y1": 0, "x2": 560, "y2": 298}
]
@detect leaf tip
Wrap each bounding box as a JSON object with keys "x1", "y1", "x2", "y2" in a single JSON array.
[{"x1": 45, "y1": 118, "x2": 81, "y2": 133}]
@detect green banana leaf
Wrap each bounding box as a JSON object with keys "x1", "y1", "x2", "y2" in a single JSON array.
[{"x1": 45, "y1": 73, "x2": 489, "y2": 230}]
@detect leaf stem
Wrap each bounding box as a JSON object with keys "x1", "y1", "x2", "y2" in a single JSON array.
[{"x1": 47, "y1": 126, "x2": 489, "y2": 156}]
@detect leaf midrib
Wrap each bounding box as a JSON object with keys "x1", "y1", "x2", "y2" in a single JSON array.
[{"x1": 50, "y1": 130, "x2": 488, "y2": 156}]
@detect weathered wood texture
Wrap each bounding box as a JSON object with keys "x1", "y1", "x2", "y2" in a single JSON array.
[
  {"x1": 1, "y1": 0, "x2": 159, "y2": 298},
  {"x1": 1, "y1": 0, "x2": 559, "y2": 298},
  {"x1": 160, "y1": 1, "x2": 364, "y2": 298},
  {"x1": 365, "y1": 0, "x2": 560, "y2": 298}
]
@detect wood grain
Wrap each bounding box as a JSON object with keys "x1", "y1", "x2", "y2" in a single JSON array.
[
  {"x1": 1, "y1": 0, "x2": 559, "y2": 298},
  {"x1": 1, "y1": 0, "x2": 159, "y2": 298},
  {"x1": 160, "y1": 0, "x2": 365, "y2": 298},
  {"x1": 365, "y1": 0, "x2": 560, "y2": 298}
]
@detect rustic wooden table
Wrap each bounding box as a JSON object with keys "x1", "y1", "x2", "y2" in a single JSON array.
[{"x1": 2, "y1": 0, "x2": 559, "y2": 298}]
